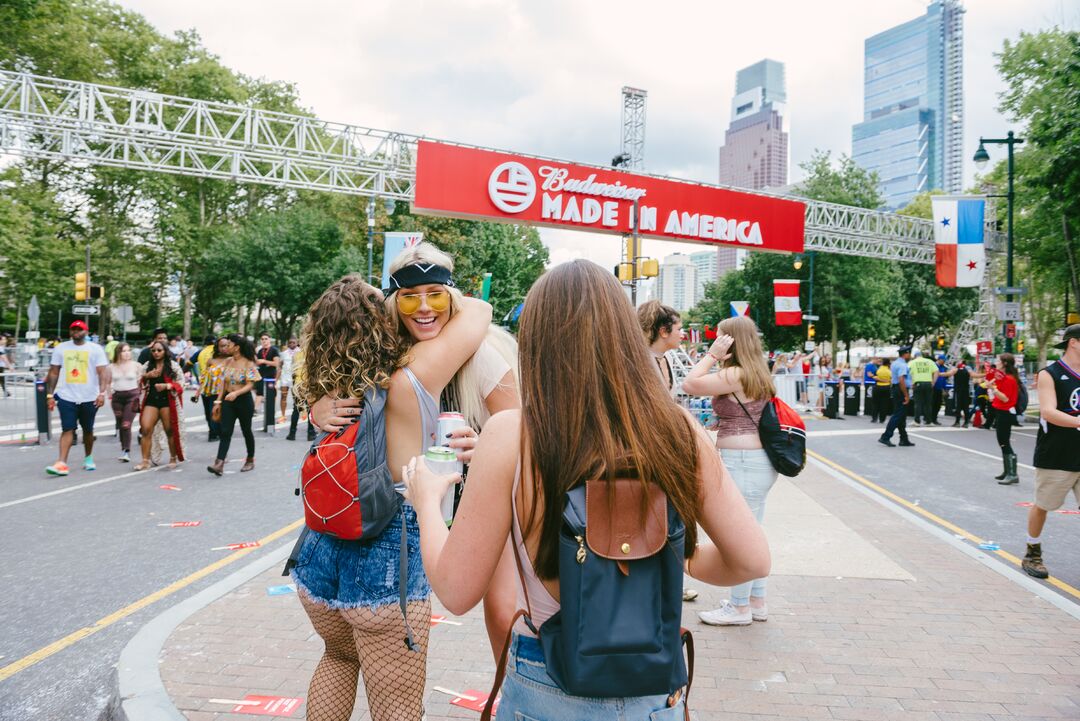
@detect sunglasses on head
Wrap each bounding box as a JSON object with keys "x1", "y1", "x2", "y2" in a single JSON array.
[{"x1": 396, "y1": 290, "x2": 450, "y2": 315}]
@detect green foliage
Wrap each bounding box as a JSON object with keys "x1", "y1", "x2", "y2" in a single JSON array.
[{"x1": 0, "y1": 0, "x2": 547, "y2": 339}]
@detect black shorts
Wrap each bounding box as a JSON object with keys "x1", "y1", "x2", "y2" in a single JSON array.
[
  {"x1": 254, "y1": 379, "x2": 265, "y2": 396},
  {"x1": 144, "y1": 392, "x2": 170, "y2": 409}
]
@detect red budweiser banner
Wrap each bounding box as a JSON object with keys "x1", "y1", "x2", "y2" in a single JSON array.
[{"x1": 413, "y1": 141, "x2": 806, "y2": 253}]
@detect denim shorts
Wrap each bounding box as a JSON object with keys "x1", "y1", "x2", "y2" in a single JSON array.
[
  {"x1": 499, "y1": 634, "x2": 687, "y2": 721},
  {"x1": 56, "y1": 397, "x2": 98, "y2": 433},
  {"x1": 291, "y1": 505, "x2": 430, "y2": 609}
]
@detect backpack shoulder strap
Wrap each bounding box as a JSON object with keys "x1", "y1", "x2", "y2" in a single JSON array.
[{"x1": 731, "y1": 393, "x2": 758, "y2": 425}]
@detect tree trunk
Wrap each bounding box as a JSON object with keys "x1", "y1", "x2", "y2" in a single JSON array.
[
  {"x1": 254, "y1": 302, "x2": 264, "y2": 336},
  {"x1": 180, "y1": 271, "x2": 192, "y2": 340},
  {"x1": 237, "y1": 305, "x2": 245, "y2": 336},
  {"x1": 14, "y1": 300, "x2": 22, "y2": 342},
  {"x1": 830, "y1": 300, "x2": 838, "y2": 361}
]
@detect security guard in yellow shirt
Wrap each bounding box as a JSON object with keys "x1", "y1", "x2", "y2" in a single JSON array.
[{"x1": 908, "y1": 349, "x2": 939, "y2": 425}]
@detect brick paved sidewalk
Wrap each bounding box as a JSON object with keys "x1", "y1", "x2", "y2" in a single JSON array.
[{"x1": 151, "y1": 463, "x2": 1080, "y2": 721}]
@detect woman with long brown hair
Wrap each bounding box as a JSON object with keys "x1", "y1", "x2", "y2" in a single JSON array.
[
  {"x1": 637, "y1": 300, "x2": 682, "y2": 397},
  {"x1": 292, "y1": 274, "x2": 492, "y2": 721},
  {"x1": 106, "y1": 342, "x2": 141, "y2": 462},
  {"x1": 406, "y1": 260, "x2": 768, "y2": 719},
  {"x1": 682, "y1": 314, "x2": 778, "y2": 626}
]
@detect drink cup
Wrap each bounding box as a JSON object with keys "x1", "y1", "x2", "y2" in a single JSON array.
[
  {"x1": 437, "y1": 411, "x2": 469, "y2": 447},
  {"x1": 425, "y1": 446, "x2": 462, "y2": 525}
]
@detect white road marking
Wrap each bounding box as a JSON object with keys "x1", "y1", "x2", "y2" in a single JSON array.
[
  {"x1": 907, "y1": 433, "x2": 1037, "y2": 470},
  {"x1": 0, "y1": 465, "x2": 170, "y2": 509}
]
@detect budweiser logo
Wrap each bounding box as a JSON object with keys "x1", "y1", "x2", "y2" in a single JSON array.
[
  {"x1": 488, "y1": 161, "x2": 536, "y2": 213},
  {"x1": 538, "y1": 166, "x2": 648, "y2": 201}
]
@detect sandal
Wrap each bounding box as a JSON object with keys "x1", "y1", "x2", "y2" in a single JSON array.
[
  {"x1": 133, "y1": 461, "x2": 151, "y2": 471},
  {"x1": 167, "y1": 458, "x2": 178, "y2": 469}
]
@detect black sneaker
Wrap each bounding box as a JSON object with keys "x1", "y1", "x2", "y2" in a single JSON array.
[
  {"x1": 1022, "y1": 543, "x2": 1049, "y2": 579},
  {"x1": 285, "y1": 433, "x2": 296, "y2": 441},
  {"x1": 878, "y1": 437, "x2": 895, "y2": 447},
  {"x1": 899, "y1": 440, "x2": 916, "y2": 447}
]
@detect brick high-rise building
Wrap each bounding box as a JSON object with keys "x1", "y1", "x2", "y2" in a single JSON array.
[{"x1": 717, "y1": 59, "x2": 789, "y2": 278}]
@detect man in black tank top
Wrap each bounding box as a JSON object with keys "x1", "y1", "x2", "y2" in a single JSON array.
[{"x1": 1022, "y1": 325, "x2": 1080, "y2": 580}]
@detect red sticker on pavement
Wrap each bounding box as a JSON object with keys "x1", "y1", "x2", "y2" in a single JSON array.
[
  {"x1": 1055, "y1": 509, "x2": 1080, "y2": 515},
  {"x1": 157, "y1": 521, "x2": 201, "y2": 527},
  {"x1": 211, "y1": 541, "x2": 261, "y2": 551},
  {"x1": 228, "y1": 695, "x2": 303, "y2": 716},
  {"x1": 430, "y1": 614, "x2": 462, "y2": 627},
  {"x1": 450, "y1": 690, "x2": 497, "y2": 714},
  {"x1": 1014, "y1": 502, "x2": 1034, "y2": 507},
  {"x1": 158, "y1": 484, "x2": 181, "y2": 491}
]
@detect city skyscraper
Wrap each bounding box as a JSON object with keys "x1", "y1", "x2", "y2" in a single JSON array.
[
  {"x1": 852, "y1": 0, "x2": 964, "y2": 209},
  {"x1": 690, "y1": 250, "x2": 718, "y2": 306},
  {"x1": 657, "y1": 253, "x2": 697, "y2": 312},
  {"x1": 717, "y1": 59, "x2": 789, "y2": 281}
]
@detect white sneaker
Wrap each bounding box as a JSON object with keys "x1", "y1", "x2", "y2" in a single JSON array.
[
  {"x1": 698, "y1": 600, "x2": 752, "y2": 626},
  {"x1": 118, "y1": 451, "x2": 130, "y2": 462},
  {"x1": 682, "y1": 588, "x2": 699, "y2": 602},
  {"x1": 751, "y1": 603, "x2": 768, "y2": 622}
]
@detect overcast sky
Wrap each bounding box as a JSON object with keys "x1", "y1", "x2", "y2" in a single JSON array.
[{"x1": 119, "y1": 0, "x2": 1078, "y2": 271}]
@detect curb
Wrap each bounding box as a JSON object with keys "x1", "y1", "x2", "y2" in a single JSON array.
[
  {"x1": 807, "y1": 456, "x2": 1080, "y2": 622},
  {"x1": 113, "y1": 540, "x2": 296, "y2": 721}
]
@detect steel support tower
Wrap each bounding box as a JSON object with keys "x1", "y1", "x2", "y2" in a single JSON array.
[{"x1": 620, "y1": 86, "x2": 647, "y2": 172}]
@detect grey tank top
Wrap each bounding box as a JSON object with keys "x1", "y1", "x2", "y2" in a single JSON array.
[{"x1": 403, "y1": 367, "x2": 440, "y2": 450}]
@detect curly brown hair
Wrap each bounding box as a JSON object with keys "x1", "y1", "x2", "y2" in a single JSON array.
[{"x1": 294, "y1": 274, "x2": 407, "y2": 404}]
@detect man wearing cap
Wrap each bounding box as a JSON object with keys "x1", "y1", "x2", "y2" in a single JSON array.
[
  {"x1": 1021, "y1": 324, "x2": 1080, "y2": 579},
  {"x1": 44, "y1": 320, "x2": 110, "y2": 475},
  {"x1": 879, "y1": 347, "x2": 915, "y2": 447}
]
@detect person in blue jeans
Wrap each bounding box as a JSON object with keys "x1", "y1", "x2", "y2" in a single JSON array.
[
  {"x1": 879, "y1": 347, "x2": 916, "y2": 448},
  {"x1": 407, "y1": 261, "x2": 769, "y2": 720},
  {"x1": 292, "y1": 273, "x2": 492, "y2": 721},
  {"x1": 683, "y1": 314, "x2": 780, "y2": 626}
]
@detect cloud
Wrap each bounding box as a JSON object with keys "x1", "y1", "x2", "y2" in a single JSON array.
[{"x1": 117, "y1": 0, "x2": 1079, "y2": 272}]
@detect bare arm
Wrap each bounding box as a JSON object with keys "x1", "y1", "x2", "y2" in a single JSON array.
[
  {"x1": 408, "y1": 297, "x2": 493, "y2": 395},
  {"x1": 407, "y1": 409, "x2": 519, "y2": 615},
  {"x1": 681, "y1": 334, "x2": 738, "y2": 396},
  {"x1": 684, "y1": 417, "x2": 771, "y2": 585}
]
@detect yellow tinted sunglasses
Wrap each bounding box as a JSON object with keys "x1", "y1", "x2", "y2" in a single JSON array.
[{"x1": 396, "y1": 290, "x2": 450, "y2": 315}]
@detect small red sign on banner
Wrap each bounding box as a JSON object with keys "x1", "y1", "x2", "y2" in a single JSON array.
[
  {"x1": 230, "y1": 695, "x2": 303, "y2": 716},
  {"x1": 413, "y1": 141, "x2": 805, "y2": 253},
  {"x1": 976, "y1": 340, "x2": 993, "y2": 355},
  {"x1": 450, "y1": 689, "x2": 498, "y2": 715},
  {"x1": 158, "y1": 484, "x2": 181, "y2": 491}
]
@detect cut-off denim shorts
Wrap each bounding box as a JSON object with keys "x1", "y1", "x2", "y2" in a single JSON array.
[
  {"x1": 499, "y1": 634, "x2": 687, "y2": 721},
  {"x1": 291, "y1": 505, "x2": 430, "y2": 609}
]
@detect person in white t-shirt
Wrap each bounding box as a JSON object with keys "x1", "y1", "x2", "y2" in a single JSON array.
[
  {"x1": 278, "y1": 336, "x2": 300, "y2": 422},
  {"x1": 45, "y1": 320, "x2": 109, "y2": 475}
]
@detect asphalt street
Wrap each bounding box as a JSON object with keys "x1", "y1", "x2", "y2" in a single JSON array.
[
  {"x1": 804, "y1": 412, "x2": 1080, "y2": 607},
  {"x1": 0, "y1": 398, "x2": 312, "y2": 721}
]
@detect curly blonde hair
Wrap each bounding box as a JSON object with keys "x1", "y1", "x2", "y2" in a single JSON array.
[{"x1": 294, "y1": 274, "x2": 406, "y2": 404}]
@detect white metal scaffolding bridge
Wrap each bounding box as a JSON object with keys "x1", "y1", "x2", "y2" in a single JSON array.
[{"x1": 0, "y1": 70, "x2": 1005, "y2": 268}]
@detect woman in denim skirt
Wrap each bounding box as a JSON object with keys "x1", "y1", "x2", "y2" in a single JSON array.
[
  {"x1": 291, "y1": 274, "x2": 492, "y2": 721},
  {"x1": 406, "y1": 260, "x2": 770, "y2": 720},
  {"x1": 682, "y1": 315, "x2": 780, "y2": 627}
]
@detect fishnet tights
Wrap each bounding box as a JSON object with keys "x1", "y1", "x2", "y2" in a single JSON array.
[{"x1": 301, "y1": 592, "x2": 431, "y2": 721}]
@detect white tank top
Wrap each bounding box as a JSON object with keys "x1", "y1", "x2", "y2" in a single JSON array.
[{"x1": 511, "y1": 462, "x2": 560, "y2": 636}]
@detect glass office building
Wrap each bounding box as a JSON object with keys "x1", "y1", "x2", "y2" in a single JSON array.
[{"x1": 852, "y1": 1, "x2": 964, "y2": 209}]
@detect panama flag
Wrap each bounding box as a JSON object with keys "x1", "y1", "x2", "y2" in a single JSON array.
[
  {"x1": 773, "y1": 280, "x2": 801, "y2": 326},
  {"x1": 932, "y1": 196, "x2": 986, "y2": 287}
]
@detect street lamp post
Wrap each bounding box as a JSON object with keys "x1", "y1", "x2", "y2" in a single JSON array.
[{"x1": 973, "y1": 130, "x2": 1024, "y2": 353}]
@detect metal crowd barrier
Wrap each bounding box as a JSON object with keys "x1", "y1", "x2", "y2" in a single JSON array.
[{"x1": 0, "y1": 371, "x2": 46, "y2": 444}]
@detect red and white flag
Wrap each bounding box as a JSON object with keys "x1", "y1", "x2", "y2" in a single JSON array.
[{"x1": 773, "y1": 280, "x2": 801, "y2": 326}]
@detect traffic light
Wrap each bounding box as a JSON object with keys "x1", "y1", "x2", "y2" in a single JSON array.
[
  {"x1": 90, "y1": 285, "x2": 105, "y2": 300},
  {"x1": 1017, "y1": 339, "x2": 1025, "y2": 353},
  {"x1": 74, "y1": 272, "x2": 89, "y2": 301},
  {"x1": 637, "y1": 258, "x2": 659, "y2": 278},
  {"x1": 616, "y1": 262, "x2": 634, "y2": 282},
  {"x1": 937, "y1": 334, "x2": 945, "y2": 350},
  {"x1": 807, "y1": 323, "x2": 816, "y2": 341}
]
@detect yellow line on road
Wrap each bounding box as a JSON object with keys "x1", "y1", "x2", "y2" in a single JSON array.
[
  {"x1": 807, "y1": 449, "x2": 1080, "y2": 603},
  {"x1": 0, "y1": 517, "x2": 304, "y2": 683}
]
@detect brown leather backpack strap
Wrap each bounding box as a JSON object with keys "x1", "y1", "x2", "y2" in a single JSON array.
[{"x1": 481, "y1": 608, "x2": 529, "y2": 721}]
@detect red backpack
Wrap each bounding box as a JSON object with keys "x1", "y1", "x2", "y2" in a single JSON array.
[
  {"x1": 298, "y1": 387, "x2": 400, "y2": 540},
  {"x1": 733, "y1": 396, "x2": 807, "y2": 477}
]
